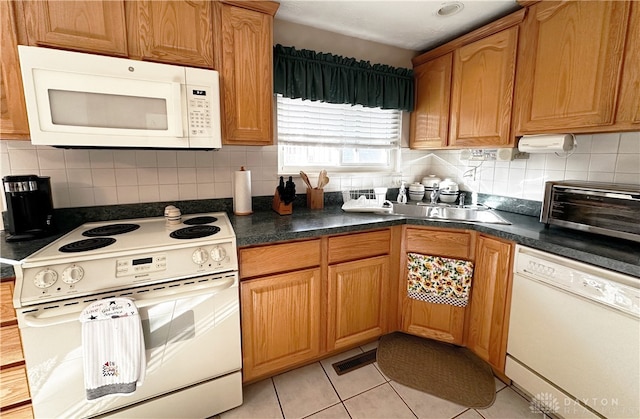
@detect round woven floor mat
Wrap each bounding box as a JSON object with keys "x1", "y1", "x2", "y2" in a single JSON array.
[{"x1": 377, "y1": 332, "x2": 496, "y2": 408}]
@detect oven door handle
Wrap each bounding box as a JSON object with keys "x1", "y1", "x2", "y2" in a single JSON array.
[{"x1": 20, "y1": 276, "x2": 236, "y2": 327}]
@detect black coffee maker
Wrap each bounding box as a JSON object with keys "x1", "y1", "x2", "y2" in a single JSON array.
[{"x1": 3, "y1": 175, "x2": 55, "y2": 242}]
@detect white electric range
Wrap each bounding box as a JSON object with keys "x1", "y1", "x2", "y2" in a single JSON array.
[{"x1": 13, "y1": 211, "x2": 243, "y2": 418}]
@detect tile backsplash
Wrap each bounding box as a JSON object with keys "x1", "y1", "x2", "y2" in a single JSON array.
[
  {"x1": 1, "y1": 131, "x2": 638, "y2": 216},
  {"x1": 401, "y1": 132, "x2": 640, "y2": 201}
]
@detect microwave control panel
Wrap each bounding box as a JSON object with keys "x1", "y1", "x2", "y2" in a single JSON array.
[{"x1": 187, "y1": 88, "x2": 212, "y2": 137}]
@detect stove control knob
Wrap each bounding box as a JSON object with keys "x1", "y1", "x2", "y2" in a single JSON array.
[
  {"x1": 62, "y1": 265, "x2": 84, "y2": 284},
  {"x1": 34, "y1": 269, "x2": 58, "y2": 288},
  {"x1": 192, "y1": 248, "x2": 209, "y2": 265},
  {"x1": 210, "y1": 246, "x2": 227, "y2": 262}
]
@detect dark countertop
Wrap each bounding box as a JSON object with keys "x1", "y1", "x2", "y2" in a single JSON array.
[{"x1": 2, "y1": 206, "x2": 639, "y2": 279}]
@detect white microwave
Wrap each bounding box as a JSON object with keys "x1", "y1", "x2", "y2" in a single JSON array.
[{"x1": 18, "y1": 46, "x2": 222, "y2": 149}]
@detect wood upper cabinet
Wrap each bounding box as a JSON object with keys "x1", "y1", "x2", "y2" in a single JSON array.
[
  {"x1": 126, "y1": 1, "x2": 214, "y2": 68},
  {"x1": 20, "y1": 0, "x2": 127, "y2": 56},
  {"x1": 410, "y1": 53, "x2": 452, "y2": 149},
  {"x1": 466, "y1": 235, "x2": 514, "y2": 374},
  {"x1": 449, "y1": 27, "x2": 518, "y2": 148},
  {"x1": 0, "y1": 1, "x2": 30, "y2": 140},
  {"x1": 514, "y1": 1, "x2": 631, "y2": 134},
  {"x1": 616, "y1": 2, "x2": 640, "y2": 128},
  {"x1": 217, "y1": 2, "x2": 277, "y2": 145},
  {"x1": 401, "y1": 227, "x2": 473, "y2": 345},
  {"x1": 241, "y1": 269, "x2": 322, "y2": 383}
]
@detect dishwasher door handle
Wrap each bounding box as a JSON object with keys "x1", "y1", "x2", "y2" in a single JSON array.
[{"x1": 20, "y1": 276, "x2": 236, "y2": 328}]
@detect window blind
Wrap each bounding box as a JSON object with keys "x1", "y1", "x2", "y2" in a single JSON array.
[{"x1": 276, "y1": 96, "x2": 401, "y2": 149}]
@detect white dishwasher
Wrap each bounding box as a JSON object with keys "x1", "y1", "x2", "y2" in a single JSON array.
[{"x1": 506, "y1": 246, "x2": 640, "y2": 419}]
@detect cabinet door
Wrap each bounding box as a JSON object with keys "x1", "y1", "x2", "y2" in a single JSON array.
[
  {"x1": 410, "y1": 53, "x2": 452, "y2": 149},
  {"x1": 616, "y1": 2, "x2": 640, "y2": 128},
  {"x1": 241, "y1": 268, "x2": 321, "y2": 382},
  {"x1": 466, "y1": 235, "x2": 513, "y2": 373},
  {"x1": 21, "y1": 0, "x2": 127, "y2": 56},
  {"x1": 327, "y1": 256, "x2": 389, "y2": 351},
  {"x1": 514, "y1": 1, "x2": 630, "y2": 133},
  {"x1": 219, "y1": 4, "x2": 273, "y2": 145},
  {"x1": 449, "y1": 27, "x2": 518, "y2": 148},
  {"x1": 401, "y1": 228, "x2": 472, "y2": 344},
  {"x1": 126, "y1": 0, "x2": 214, "y2": 68},
  {"x1": 0, "y1": 1, "x2": 29, "y2": 140}
]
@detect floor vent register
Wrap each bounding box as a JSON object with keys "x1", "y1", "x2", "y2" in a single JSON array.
[{"x1": 332, "y1": 349, "x2": 377, "y2": 376}]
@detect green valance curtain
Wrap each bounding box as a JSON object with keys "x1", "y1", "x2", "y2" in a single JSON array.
[{"x1": 274, "y1": 44, "x2": 414, "y2": 112}]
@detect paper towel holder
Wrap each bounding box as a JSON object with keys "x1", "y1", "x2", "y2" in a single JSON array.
[{"x1": 517, "y1": 134, "x2": 576, "y2": 155}]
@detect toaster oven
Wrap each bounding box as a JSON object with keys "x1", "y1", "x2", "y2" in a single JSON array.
[{"x1": 541, "y1": 181, "x2": 640, "y2": 243}]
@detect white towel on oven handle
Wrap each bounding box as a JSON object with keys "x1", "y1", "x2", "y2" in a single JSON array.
[{"x1": 80, "y1": 297, "x2": 146, "y2": 400}]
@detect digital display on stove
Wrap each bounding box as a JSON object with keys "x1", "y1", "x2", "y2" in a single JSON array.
[{"x1": 132, "y1": 257, "x2": 153, "y2": 266}]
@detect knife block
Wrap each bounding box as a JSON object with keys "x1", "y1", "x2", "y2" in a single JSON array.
[{"x1": 272, "y1": 188, "x2": 292, "y2": 215}]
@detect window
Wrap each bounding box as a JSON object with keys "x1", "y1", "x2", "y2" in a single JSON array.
[{"x1": 277, "y1": 96, "x2": 401, "y2": 174}]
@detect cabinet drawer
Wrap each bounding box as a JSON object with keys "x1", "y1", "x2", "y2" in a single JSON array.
[
  {"x1": 405, "y1": 228, "x2": 471, "y2": 259},
  {"x1": 328, "y1": 229, "x2": 391, "y2": 264},
  {"x1": 239, "y1": 239, "x2": 321, "y2": 279}
]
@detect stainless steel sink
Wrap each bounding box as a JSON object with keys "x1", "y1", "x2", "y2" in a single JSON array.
[{"x1": 388, "y1": 202, "x2": 511, "y2": 224}]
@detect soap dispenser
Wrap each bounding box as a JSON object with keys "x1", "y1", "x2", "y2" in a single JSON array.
[{"x1": 397, "y1": 182, "x2": 407, "y2": 204}]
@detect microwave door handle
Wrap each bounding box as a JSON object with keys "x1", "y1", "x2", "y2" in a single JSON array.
[
  {"x1": 20, "y1": 276, "x2": 236, "y2": 328},
  {"x1": 167, "y1": 82, "x2": 184, "y2": 137}
]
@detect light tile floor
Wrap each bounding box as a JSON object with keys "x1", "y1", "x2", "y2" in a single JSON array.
[{"x1": 219, "y1": 341, "x2": 545, "y2": 419}]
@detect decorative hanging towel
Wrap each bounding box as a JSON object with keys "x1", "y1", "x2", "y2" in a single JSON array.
[
  {"x1": 407, "y1": 253, "x2": 474, "y2": 307},
  {"x1": 80, "y1": 297, "x2": 146, "y2": 400}
]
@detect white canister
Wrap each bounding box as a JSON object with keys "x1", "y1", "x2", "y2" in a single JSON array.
[
  {"x1": 422, "y1": 175, "x2": 441, "y2": 189},
  {"x1": 438, "y1": 178, "x2": 459, "y2": 192}
]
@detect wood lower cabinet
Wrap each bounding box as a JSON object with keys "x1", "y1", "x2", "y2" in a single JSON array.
[
  {"x1": 241, "y1": 268, "x2": 322, "y2": 383},
  {"x1": 239, "y1": 239, "x2": 322, "y2": 382},
  {"x1": 449, "y1": 27, "x2": 518, "y2": 148},
  {"x1": 466, "y1": 235, "x2": 514, "y2": 374},
  {"x1": 216, "y1": 2, "x2": 278, "y2": 145},
  {"x1": 126, "y1": 0, "x2": 214, "y2": 68},
  {"x1": 401, "y1": 227, "x2": 473, "y2": 344},
  {"x1": 0, "y1": 1, "x2": 29, "y2": 140},
  {"x1": 327, "y1": 256, "x2": 390, "y2": 351},
  {"x1": 410, "y1": 53, "x2": 452, "y2": 149},
  {"x1": 239, "y1": 228, "x2": 398, "y2": 382},
  {"x1": 20, "y1": 0, "x2": 127, "y2": 56},
  {"x1": 514, "y1": 1, "x2": 631, "y2": 133}
]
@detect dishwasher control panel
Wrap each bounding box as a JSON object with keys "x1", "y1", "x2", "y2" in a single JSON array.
[{"x1": 515, "y1": 245, "x2": 640, "y2": 319}]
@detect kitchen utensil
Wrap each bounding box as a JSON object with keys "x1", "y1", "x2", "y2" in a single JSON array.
[
  {"x1": 317, "y1": 170, "x2": 329, "y2": 189},
  {"x1": 300, "y1": 171, "x2": 313, "y2": 189}
]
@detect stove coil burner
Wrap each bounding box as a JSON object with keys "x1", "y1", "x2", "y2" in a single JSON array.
[
  {"x1": 59, "y1": 238, "x2": 117, "y2": 253},
  {"x1": 82, "y1": 224, "x2": 140, "y2": 237},
  {"x1": 170, "y1": 225, "x2": 220, "y2": 239},
  {"x1": 183, "y1": 216, "x2": 218, "y2": 225}
]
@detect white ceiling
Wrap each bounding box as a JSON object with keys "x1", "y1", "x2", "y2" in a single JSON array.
[{"x1": 275, "y1": 0, "x2": 521, "y2": 52}]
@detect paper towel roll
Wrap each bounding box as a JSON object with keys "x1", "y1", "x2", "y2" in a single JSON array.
[{"x1": 233, "y1": 167, "x2": 252, "y2": 215}]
